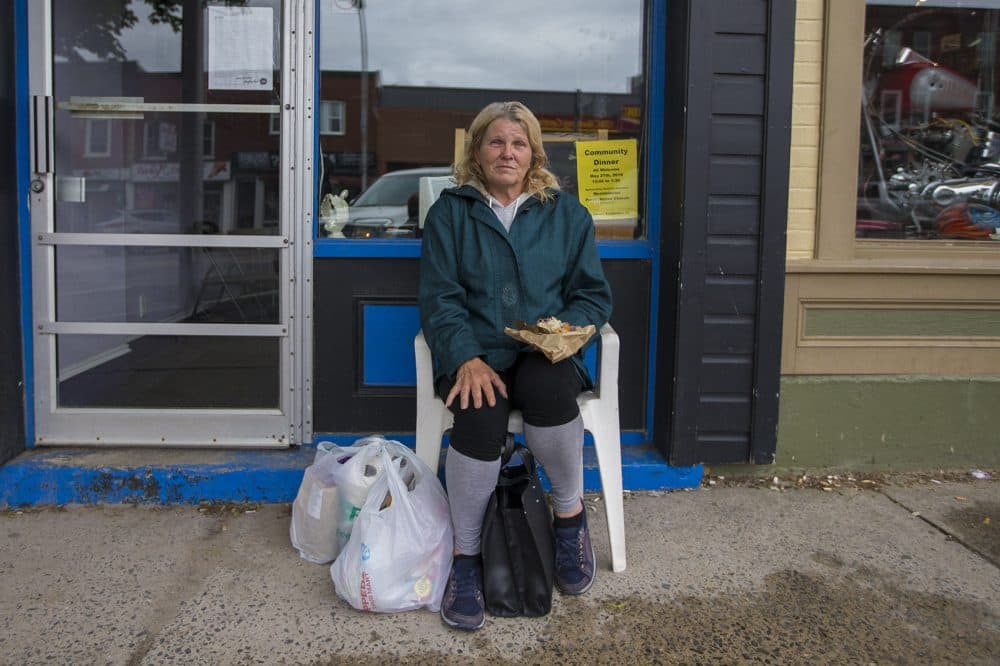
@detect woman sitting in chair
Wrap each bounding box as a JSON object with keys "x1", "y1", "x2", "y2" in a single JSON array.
[{"x1": 418, "y1": 101, "x2": 612, "y2": 631}]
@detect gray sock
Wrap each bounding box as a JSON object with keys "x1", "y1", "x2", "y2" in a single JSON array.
[
  {"x1": 444, "y1": 446, "x2": 501, "y2": 556},
  {"x1": 524, "y1": 414, "x2": 584, "y2": 515}
]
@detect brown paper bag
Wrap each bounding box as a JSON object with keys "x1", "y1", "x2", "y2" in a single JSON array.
[{"x1": 504, "y1": 322, "x2": 596, "y2": 363}]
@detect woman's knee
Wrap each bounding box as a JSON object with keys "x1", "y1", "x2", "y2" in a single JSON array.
[
  {"x1": 511, "y1": 354, "x2": 581, "y2": 426},
  {"x1": 447, "y1": 400, "x2": 510, "y2": 461}
]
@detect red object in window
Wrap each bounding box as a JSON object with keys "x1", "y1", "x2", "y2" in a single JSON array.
[
  {"x1": 877, "y1": 62, "x2": 978, "y2": 113},
  {"x1": 935, "y1": 202, "x2": 994, "y2": 239}
]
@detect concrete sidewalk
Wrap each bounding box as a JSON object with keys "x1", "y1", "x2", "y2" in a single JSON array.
[{"x1": 1, "y1": 476, "x2": 997, "y2": 665}]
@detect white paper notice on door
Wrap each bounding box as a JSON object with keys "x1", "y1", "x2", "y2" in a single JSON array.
[{"x1": 207, "y1": 6, "x2": 273, "y2": 91}]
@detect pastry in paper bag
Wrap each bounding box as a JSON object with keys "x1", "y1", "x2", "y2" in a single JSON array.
[{"x1": 504, "y1": 317, "x2": 596, "y2": 363}]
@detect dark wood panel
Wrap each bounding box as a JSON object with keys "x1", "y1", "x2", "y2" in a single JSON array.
[
  {"x1": 705, "y1": 237, "x2": 760, "y2": 275},
  {"x1": 654, "y1": 0, "x2": 696, "y2": 459},
  {"x1": 313, "y1": 259, "x2": 420, "y2": 434},
  {"x1": 702, "y1": 317, "x2": 755, "y2": 354},
  {"x1": 709, "y1": 156, "x2": 762, "y2": 195},
  {"x1": 697, "y1": 395, "x2": 752, "y2": 430},
  {"x1": 711, "y1": 116, "x2": 764, "y2": 155},
  {"x1": 703, "y1": 276, "x2": 756, "y2": 315},
  {"x1": 712, "y1": 35, "x2": 766, "y2": 75},
  {"x1": 659, "y1": 0, "x2": 715, "y2": 462},
  {"x1": 693, "y1": 434, "x2": 751, "y2": 462},
  {"x1": 751, "y1": 0, "x2": 796, "y2": 464},
  {"x1": 712, "y1": 75, "x2": 765, "y2": 114},
  {"x1": 0, "y1": 0, "x2": 24, "y2": 462},
  {"x1": 313, "y1": 258, "x2": 650, "y2": 434},
  {"x1": 700, "y1": 354, "x2": 754, "y2": 393},
  {"x1": 708, "y1": 196, "x2": 760, "y2": 235},
  {"x1": 712, "y1": 0, "x2": 768, "y2": 34},
  {"x1": 657, "y1": 0, "x2": 794, "y2": 466},
  {"x1": 603, "y1": 259, "x2": 651, "y2": 431}
]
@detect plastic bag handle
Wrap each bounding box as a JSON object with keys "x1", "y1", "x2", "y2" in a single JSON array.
[{"x1": 362, "y1": 449, "x2": 417, "y2": 518}]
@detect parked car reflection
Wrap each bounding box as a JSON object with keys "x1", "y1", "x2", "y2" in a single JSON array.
[{"x1": 341, "y1": 166, "x2": 453, "y2": 239}]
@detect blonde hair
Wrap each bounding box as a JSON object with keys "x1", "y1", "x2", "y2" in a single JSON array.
[{"x1": 454, "y1": 101, "x2": 560, "y2": 201}]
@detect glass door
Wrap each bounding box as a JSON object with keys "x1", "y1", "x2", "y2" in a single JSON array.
[{"x1": 28, "y1": 0, "x2": 303, "y2": 446}]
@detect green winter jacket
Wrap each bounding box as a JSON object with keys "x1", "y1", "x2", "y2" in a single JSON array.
[{"x1": 418, "y1": 184, "x2": 612, "y2": 388}]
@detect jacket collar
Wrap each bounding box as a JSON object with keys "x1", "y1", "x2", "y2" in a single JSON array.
[
  {"x1": 447, "y1": 185, "x2": 538, "y2": 238},
  {"x1": 444, "y1": 184, "x2": 552, "y2": 214}
]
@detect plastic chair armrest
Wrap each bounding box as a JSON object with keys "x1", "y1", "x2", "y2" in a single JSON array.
[{"x1": 597, "y1": 323, "x2": 620, "y2": 401}]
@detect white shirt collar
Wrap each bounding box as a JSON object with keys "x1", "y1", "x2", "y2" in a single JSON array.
[{"x1": 487, "y1": 192, "x2": 531, "y2": 210}]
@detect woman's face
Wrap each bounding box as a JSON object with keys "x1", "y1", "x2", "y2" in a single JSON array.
[{"x1": 476, "y1": 118, "x2": 532, "y2": 197}]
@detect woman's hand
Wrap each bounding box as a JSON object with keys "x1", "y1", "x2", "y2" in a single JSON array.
[{"x1": 445, "y1": 357, "x2": 508, "y2": 410}]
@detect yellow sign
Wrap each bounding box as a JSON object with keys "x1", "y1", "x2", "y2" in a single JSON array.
[{"x1": 575, "y1": 139, "x2": 638, "y2": 222}]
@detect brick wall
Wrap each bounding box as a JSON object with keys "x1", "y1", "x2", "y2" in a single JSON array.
[{"x1": 786, "y1": 0, "x2": 824, "y2": 260}]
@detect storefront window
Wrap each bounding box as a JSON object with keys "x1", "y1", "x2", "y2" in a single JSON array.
[
  {"x1": 858, "y1": 1, "x2": 1000, "y2": 242},
  {"x1": 318, "y1": 0, "x2": 645, "y2": 241}
]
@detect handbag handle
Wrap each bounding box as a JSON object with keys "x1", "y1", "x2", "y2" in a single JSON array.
[
  {"x1": 497, "y1": 437, "x2": 539, "y2": 484},
  {"x1": 500, "y1": 435, "x2": 517, "y2": 466}
]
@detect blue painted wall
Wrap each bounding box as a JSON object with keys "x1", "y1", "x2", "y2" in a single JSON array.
[{"x1": 362, "y1": 304, "x2": 421, "y2": 386}]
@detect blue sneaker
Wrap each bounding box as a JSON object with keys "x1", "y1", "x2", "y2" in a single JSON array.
[
  {"x1": 553, "y1": 506, "x2": 596, "y2": 595},
  {"x1": 440, "y1": 556, "x2": 486, "y2": 631}
]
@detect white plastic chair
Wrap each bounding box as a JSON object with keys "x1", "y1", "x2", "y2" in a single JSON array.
[{"x1": 414, "y1": 324, "x2": 626, "y2": 572}]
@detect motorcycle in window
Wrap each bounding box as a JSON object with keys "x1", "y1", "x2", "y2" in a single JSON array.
[{"x1": 858, "y1": 26, "x2": 1000, "y2": 241}]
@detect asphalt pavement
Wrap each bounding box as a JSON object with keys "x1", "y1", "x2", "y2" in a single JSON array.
[{"x1": 1, "y1": 473, "x2": 997, "y2": 665}]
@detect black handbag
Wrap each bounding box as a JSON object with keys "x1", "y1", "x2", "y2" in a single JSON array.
[{"x1": 480, "y1": 439, "x2": 555, "y2": 617}]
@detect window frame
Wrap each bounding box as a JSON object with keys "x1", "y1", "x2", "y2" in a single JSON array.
[
  {"x1": 815, "y1": 0, "x2": 1000, "y2": 266},
  {"x1": 202, "y1": 120, "x2": 215, "y2": 159},
  {"x1": 83, "y1": 118, "x2": 111, "y2": 158},
  {"x1": 142, "y1": 120, "x2": 167, "y2": 161},
  {"x1": 318, "y1": 100, "x2": 345, "y2": 136}
]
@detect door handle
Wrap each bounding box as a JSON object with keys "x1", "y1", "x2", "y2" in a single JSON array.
[{"x1": 31, "y1": 94, "x2": 54, "y2": 174}]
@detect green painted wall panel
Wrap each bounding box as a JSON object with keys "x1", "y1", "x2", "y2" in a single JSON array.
[
  {"x1": 713, "y1": 376, "x2": 1000, "y2": 475},
  {"x1": 805, "y1": 309, "x2": 1000, "y2": 337}
]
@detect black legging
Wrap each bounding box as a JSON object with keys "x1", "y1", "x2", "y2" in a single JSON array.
[{"x1": 436, "y1": 352, "x2": 583, "y2": 461}]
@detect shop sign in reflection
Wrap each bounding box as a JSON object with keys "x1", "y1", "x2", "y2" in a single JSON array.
[{"x1": 129, "y1": 161, "x2": 232, "y2": 182}]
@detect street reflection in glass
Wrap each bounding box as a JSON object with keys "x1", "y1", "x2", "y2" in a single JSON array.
[
  {"x1": 52, "y1": 0, "x2": 282, "y2": 236},
  {"x1": 55, "y1": 246, "x2": 279, "y2": 325},
  {"x1": 318, "y1": 0, "x2": 645, "y2": 240}
]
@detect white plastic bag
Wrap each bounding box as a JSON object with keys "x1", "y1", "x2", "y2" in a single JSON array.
[
  {"x1": 288, "y1": 439, "x2": 375, "y2": 564},
  {"x1": 332, "y1": 437, "x2": 414, "y2": 552},
  {"x1": 330, "y1": 446, "x2": 453, "y2": 613}
]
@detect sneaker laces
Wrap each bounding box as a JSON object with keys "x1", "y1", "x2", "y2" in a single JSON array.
[
  {"x1": 449, "y1": 560, "x2": 482, "y2": 613},
  {"x1": 554, "y1": 528, "x2": 585, "y2": 574}
]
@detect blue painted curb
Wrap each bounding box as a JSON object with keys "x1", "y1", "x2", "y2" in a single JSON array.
[
  {"x1": 0, "y1": 447, "x2": 315, "y2": 507},
  {"x1": 0, "y1": 443, "x2": 702, "y2": 507}
]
